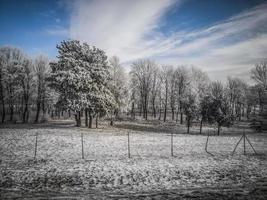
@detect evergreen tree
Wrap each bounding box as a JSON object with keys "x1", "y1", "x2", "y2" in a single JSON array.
[{"x1": 49, "y1": 40, "x2": 116, "y2": 127}]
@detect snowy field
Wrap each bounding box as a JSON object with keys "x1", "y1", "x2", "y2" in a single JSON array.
[{"x1": 0, "y1": 120, "x2": 267, "y2": 199}]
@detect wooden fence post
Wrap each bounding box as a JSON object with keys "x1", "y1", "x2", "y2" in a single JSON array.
[
  {"x1": 81, "y1": 132, "x2": 84, "y2": 159},
  {"x1": 243, "y1": 130, "x2": 246, "y2": 155},
  {"x1": 128, "y1": 131, "x2": 130, "y2": 158},
  {"x1": 171, "y1": 132, "x2": 174, "y2": 157},
  {"x1": 34, "y1": 132, "x2": 38, "y2": 159}
]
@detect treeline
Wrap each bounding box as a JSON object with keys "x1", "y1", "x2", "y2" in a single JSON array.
[
  {"x1": 0, "y1": 41, "x2": 119, "y2": 127},
  {"x1": 129, "y1": 60, "x2": 267, "y2": 134},
  {"x1": 0, "y1": 47, "x2": 53, "y2": 123},
  {"x1": 0, "y1": 40, "x2": 266, "y2": 132}
]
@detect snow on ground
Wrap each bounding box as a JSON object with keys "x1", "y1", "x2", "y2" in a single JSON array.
[{"x1": 0, "y1": 121, "x2": 267, "y2": 198}]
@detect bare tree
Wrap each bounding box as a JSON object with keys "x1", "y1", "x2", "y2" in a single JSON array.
[
  {"x1": 251, "y1": 61, "x2": 267, "y2": 89},
  {"x1": 226, "y1": 77, "x2": 247, "y2": 120},
  {"x1": 150, "y1": 66, "x2": 160, "y2": 118},
  {"x1": 173, "y1": 66, "x2": 190, "y2": 124},
  {"x1": 1, "y1": 47, "x2": 24, "y2": 121},
  {"x1": 34, "y1": 55, "x2": 49, "y2": 123},
  {"x1": 161, "y1": 66, "x2": 173, "y2": 122},
  {"x1": 190, "y1": 67, "x2": 210, "y2": 132},
  {"x1": 169, "y1": 71, "x2": 176, "y2": 121},
  {"x1": 18, "y1": 58, "x2": 34, "y2": 123},
  {"x1": 131, "y1": 59, "x2": 155, "y2": 120},
  {"x1": 109, "y1": 56, "x2": 128, "y2": 118}
]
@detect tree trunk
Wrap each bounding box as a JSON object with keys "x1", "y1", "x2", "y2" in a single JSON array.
[
  {"x1": 75, "y1": 114, "x2": 79, "y2": 126},
  {"x1": 164, "y1": 104, "x2": 167, "y2": 122},
  {"x1": 144, "y1": 95, "x2": 148, "y2": 120},
  {"x1": 85, "y1": 108, "x2": 88, "y2": 127},
  {"x1": 171, "y1": 107, "x2": 174, "y2": 121},
  {"x1": 35, "y1": 102, "x2": 41, "y2": 123},
  {"x1": 9, "y1": 104, "x2": 14, "y2": 121},
  {"x1": 199, "y1": 119, "x2": 203, "y2": 134},
  {"x1": 187, "y1": 120, "x2": 190, "y2": 134},
  {"x1": 217, "y1": 124, "x2": 220, "y2": 135},
  {"x1": 152, "y1": 99, "x2": 156, "y2": 118},
  {"x1": 80, "y1": 108, "x2": 83, "y2": 117},
  {"x1": 42, "y1": 99, "x2": 46, "y2": 118},
  {"x1": 131, "y1": 102, "x2": 135, "y2": 119},
  {"x1": 179, "y1": 102, "x2": 183, "y2": 124},
  {"x1": 246, "y1": 105, "x2": 250, "y2": 119},
  {"x1": 23, "y1": 102, "x2": 28, "y2": 123},
  {"x1": 164, "y1": 82, "x2": 168, "y2": 122},
  {"x1": 95, "y1": 114, "x2": 98, "y2": 128},
  {"x1": 89, "y1": 114, "x2": 93, "y2": 128},
  {"x1": 78, "y1": 111, "x2": 81, "y2": 127},
  {"x1": 158, "y1": 105, "x2": 162, "y2": 121},
  {"x1": 1, "y1": 97, "x2": 5, "y2": 123}
]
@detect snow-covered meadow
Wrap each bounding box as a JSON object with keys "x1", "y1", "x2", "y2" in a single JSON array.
[{"x1": 0, "y1": 121, "x2": 267, "y2": 198}]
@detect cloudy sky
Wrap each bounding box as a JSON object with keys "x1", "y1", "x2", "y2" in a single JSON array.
[{"x1": 1, "y1": 0, "x2": 267, "y2": 81}]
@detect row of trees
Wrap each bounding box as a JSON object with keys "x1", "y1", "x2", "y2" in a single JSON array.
[
  {"x1": 0, "y1": 41, "x2": 126, "y2": 127},
  {"x1": 0, "y1": 40, "x2": 266, "y2": 132},
  {"x1": 0, "y1": 47, "x2": 53, "y2": 123},
  {"x1": 129, "y1": 60, "x2": 267, "y2": 134}
]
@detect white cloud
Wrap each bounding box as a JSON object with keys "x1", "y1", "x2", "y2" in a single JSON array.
[
  {"x1": 70, "y1": 0, "x2": 178, "y2": 61},
  {"x1": 69, "y1": 0, "x2": 267, "y2": 81}
]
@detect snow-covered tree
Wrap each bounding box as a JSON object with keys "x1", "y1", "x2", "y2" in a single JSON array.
[
  {"x1": 17, "y1": 57, "x2": 34, "y2": 123},
  {"x1": 109, "y1": 56, "x2": 128, "y2": 118},
  {"x1": 183, "y1": 91, "x2": 198, "y2": 134},
  {"x1": 130, "y1": 59, "x2": 155, "y2": 120},
  {"x1": 209, "y1": 82, "x2": 233, "y2": 135},
  {"x1": 34, "y1": 55, "x2": 50, "y2": 123},
  {"x1": 0, "y1": 47, "x2": 24, "y2": 121},
  {"x1": 173, "y1": 66, "x2": 190, "y2": 124},
  {"x1": 49, "y1": 40, "x2": 116, "y2": 127}
]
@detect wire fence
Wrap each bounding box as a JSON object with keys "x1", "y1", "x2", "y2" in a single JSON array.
[{"x1": 0, "y1": 128, "x2": 266, "y2": 162}]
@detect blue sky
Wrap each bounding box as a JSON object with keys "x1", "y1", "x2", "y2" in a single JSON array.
[{"x1": 1, "y1": 0, "x2": 267, "y2": 81}]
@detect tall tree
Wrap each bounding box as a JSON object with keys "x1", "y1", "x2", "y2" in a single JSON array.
[
  {"x1": 161, "y1": 66, "x2": 173, "y2": 122},
  {"x1": 18, "y1": 58, "x2": 34, "y2": 123},
  {"x1": 173, "y1": 67, "x2": 190, "y2": 124},
  {"x1": 109, "y1": 56, "x2": 128, "y2": 118},
  {"x1": 183, "y1": 92, "x2": 198, "y2": 134},
  {"x1": 150, "y1": 66, "x2": 160, "y2": 118},
  {"x1": 1, "y1": 47, "x2": 24, "y2": 121},
  {"x1": 34, "y1": 55, "x2": 49, "y2": 123},
  {"x1": 209, "y1": 81, "x2": 233, "y2": 135},
  {"x1": 49, "y1": 40, "x2": 116, "y2": 127},
  {"x1": 130, "y1": 59, "x2": 154, "y2": 120}
]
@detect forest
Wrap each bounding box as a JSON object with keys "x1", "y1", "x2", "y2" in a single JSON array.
[{"x1": 0, "y1": 40, "x2": 266, "y2": 133}]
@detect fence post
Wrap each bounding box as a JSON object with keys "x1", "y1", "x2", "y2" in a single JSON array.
[
  {"x1": 205, "y1": 132, "x2": 209, "y2": 152},
  {"x1": 34, "y1": 132, "x2": 38, "y2": 159},
  {"x1": 81, "y1": 132, "x2": 84, "y2": 159},
  {"x1": 171, "y1": 132, "x2": 174, "y2": 157},
  {"x1": 128, "y1": 131, "x2": 130, "y2": 158},
  {"x1": 243, "y1": 129, "x2": 246, "y2": 155}
]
